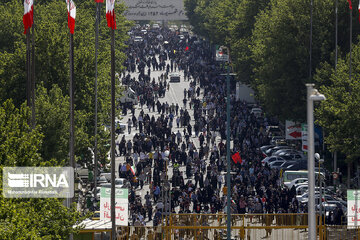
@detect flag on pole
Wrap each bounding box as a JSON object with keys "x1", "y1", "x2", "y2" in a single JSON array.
[
  {"x1": 23, "y1": 0, "x2": 34, "y2": 34},
  {"x1": 231, "y1": 152, "x2": 242, "y2": 164},
  {"x1": 358, "y1": 0, "x2": 360, "y2": 22},
  {"x1": 130, "y1": 165, "x2": 136, "y2": 175},
  {"x1": 66, "y1": 0, "x2": 76, "y2": 34},
  {"x1": 185, "y1": 46, "x2": 189, "y2": 51},
  {"x1": 106, "y1": 0, "x2": 116, "y2": 29},
  {"x1": 348, "y1": 0, "x2": 353, "y2": 9}
]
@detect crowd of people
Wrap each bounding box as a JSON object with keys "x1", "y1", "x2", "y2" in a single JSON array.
[{"x1": 114, "y1": 25, "x2": 344, "y2": 228}]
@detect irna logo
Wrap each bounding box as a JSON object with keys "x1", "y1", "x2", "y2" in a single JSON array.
[{"x1": 8, "y1": 173, "x2": 69, "y2": 188}]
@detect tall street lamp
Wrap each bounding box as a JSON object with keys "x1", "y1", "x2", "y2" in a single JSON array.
[
  {"x1": 220, "y1": 46, "x2": 236, "y2": 240},
  {"x1": 306, "y1": 84, "x2": 326, "y2": 240}
]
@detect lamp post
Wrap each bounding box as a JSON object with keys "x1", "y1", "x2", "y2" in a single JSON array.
[
  {"x1": 306, "y1": 84, "x2": 326, "y2": 240},
  {"x1": 219, "y1": 46, "x2": 236, "y2": 240}
]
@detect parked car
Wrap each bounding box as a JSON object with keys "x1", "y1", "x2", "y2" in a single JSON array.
[
  {"x1": 250, "y1": 108, "x2": 262, "y2": 118},
  {"x1": 273, "y1": 149, "x2": 302, "y2": 156},
  {"x1": 279, "y1": 161, "x2": 297, "y2": 170},
  {"x1": 265, "y1": 146, "x2": 291, "y2": 156},
  {"x1": 287, "y1": 178, "x2": 308, "y2": 189},
  {"x1": 298, "y1": 192, "x2": 336, "y2": 204},
  {"x1": 260, "y1": 145, "x2": 275, "y2": 157},
  {"x1": 270, "y1": 136, "x2": 286, "y2": 145},
  {"x1": 97, "y1": 175, "x2": 108, "y2": 185},
  {"x1": 266, "y1": 125, "x2": 283, "y2": 137},
  {"x1": 99, "y1": 172, "x2": 111, "y2": 182},
  {"x1": 278, "y1": 152, "x2": 305, "y2": 161},
  {"x1": 284, "y1": 161, "x2": 308, "y2": 171},
  {"x1": 296, "y1": 184, "x2": 309, "y2": 195},
  {"x1": 261, "y1": 156, "x2": 286, "y2": 166},
  {"x1": 114, "y1": 178, "x2": 130, "y2": 188},
  {"x1": 269, "y1": 160, "x2": 287, "y2": 169}
]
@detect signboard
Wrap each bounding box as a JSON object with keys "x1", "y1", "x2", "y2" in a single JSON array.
[
  {"x1": 119, "y1": 0, "x2": 188, "y2": 21},
  {"x1": 301, "y1": 124, "x2": 308, "y2": 152},
  {"x1": 215, "y1": 45, "x2": 229, "y2": 62},
  {"x1": 100, "y1": 187, "x2": 129, "y2": 226},
  {"x1": 285, "y1": 120, "x2": 302, "y2": 140},
  {"x1": 347, "y1": 190, "x2": 360, "y2": 228}
]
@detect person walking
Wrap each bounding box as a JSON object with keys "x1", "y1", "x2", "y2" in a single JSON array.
[{"x1": 127, "y1": 118, "x2": 132, "y2": 134}]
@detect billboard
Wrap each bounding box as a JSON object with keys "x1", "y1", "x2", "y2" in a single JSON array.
[
  {"x1": 347, "y1": 190, "x2": 360, "y2": 228},
  {"x1": 100, "y1": 187, "x2": 129, "y2": 226},
  {"x1": 119, "y1": 0, "x2": 188, "y2": 21}
]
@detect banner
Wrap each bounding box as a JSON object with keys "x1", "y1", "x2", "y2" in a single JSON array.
[
  {"x1": 301, "y1": 124, "x2": 308, "y2": 152},
  {"x1": 347, "y1": 190, "x2": 360, "y2": 228},
  {"x1": 120, "y1": 0, "x2": 187, "y2": 21},
  {"x1": 100, "y1": 187, "x2": 128, "y2": 226}
]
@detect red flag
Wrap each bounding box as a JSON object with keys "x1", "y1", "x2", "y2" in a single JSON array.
[
  {"x1": 23, "y1": 0, "x2": 33, "y2": 34},
  {"x1": 95, "y1": 0, "x2": 104, "y2": 2},
  {"x1": 348, "y1": 0, "x2": 353, "y2": 9},
  {"x1": 66, "y1": 0, "x2": 76, "y2": 34},
  {"x1": 232, "y1": 152, "x2": 242, "y2": 164},
  {"x1": 185, "y1": 46, "x2": 189, "y2": 51},
  {"x1": 106, "y1": 0, "x2": 116, "y2": 29},
  {"x1": 358, "y1": 1, "x2": 360, "y2": 22}
]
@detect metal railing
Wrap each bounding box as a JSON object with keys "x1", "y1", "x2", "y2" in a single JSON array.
[{"x1": 77, "y1": 213, "x2": 360, "y2": 240}]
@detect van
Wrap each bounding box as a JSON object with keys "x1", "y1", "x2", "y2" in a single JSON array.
[{"x1": 169, "y1": 73, "x2": 181, "y2": 82}]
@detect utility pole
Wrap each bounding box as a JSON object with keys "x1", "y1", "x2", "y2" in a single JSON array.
[{"x1": 110, "y1": 26, "x2": 116, "y2": 240}]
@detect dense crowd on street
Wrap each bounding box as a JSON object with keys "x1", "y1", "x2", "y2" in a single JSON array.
[{"x1": 114, "y1": 25, "x2": 345, "y2": 227}]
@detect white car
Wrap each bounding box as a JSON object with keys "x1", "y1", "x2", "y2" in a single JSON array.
[
  {"x1": 296, "y1": 191, "x2": 320, "y2": 202},
  {"x1": 295, "y1": 184, "x2": 309, "y2": 195},
  {"x1": 250, "y1": 108, "x2": 262, "y2": 118},
  {"x1": 134, "y1": 36, "x2": 143, "y2": 42},
  {"x1": 261, "y1": 156, "x2": 285, "y2": 166},
  {"x1": 152, "y1": 23, "x2": 160, "y2": 29},
  {"x1": 287, "y1": 178, "x2": 308, "y2": 189}
]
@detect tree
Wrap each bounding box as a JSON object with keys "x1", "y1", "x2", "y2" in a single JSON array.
[
  {"x1": 0, "y1": 0, "x2": 131, "y2": 168},
  {"x1": 315, "y1": 45, "x2": 360, "y2": 163},
  {"x1": 250, "y1": 0, "x2": 347, "y2": 121},
  {"x1": 0, "y1": 100, "x2": 85, "y2": 239},
  {"x1": 229, "y1": 0, "x2": 269, "y2": 83}
]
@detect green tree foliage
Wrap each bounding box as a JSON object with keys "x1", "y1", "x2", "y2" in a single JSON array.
[
  {"x1": 0, "y1": 1, "x2": 131, "y2": 237},
  {"x1": 315, "y1": 45, "x2": 360, "y2": 162},
  {"x1": 250, "y1": 0, "x2": 350, "y2": 121},
  {"x1": 0, "y1": 100, "x2": 85, "y2": 239},
  {"x1": 0, "y1": 0, "x2": 131, "y2": 166},
  {"x1": 185, "y1": 0, "x2": 356, "y2": 122},
  {"x1": 184, "y1": 0, "x2": 211, "y2": 39},
  {"x1": 229, "y1": 0, "x2": 268, "y2": 83},
  {"x1": 35, "y1": 85, "x2": 93, "y2": 166}
]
